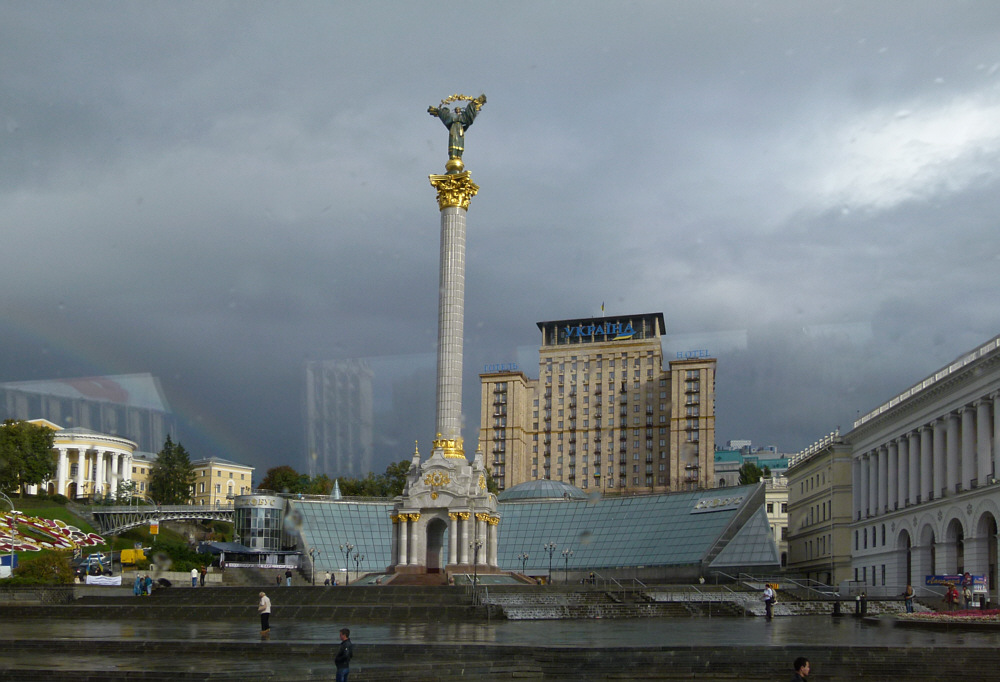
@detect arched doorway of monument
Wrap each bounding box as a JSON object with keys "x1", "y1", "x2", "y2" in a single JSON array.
[{"x1": 425, "y1": 517, "x2": 448, "y2": 573}]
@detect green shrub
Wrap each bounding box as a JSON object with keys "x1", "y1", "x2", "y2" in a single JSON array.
[{"x1": 8, "y1": 551, "x2": 75, "y2": 585}]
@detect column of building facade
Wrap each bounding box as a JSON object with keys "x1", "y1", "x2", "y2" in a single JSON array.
[
  {"x1": 853, "y1": 457, "x2": 863, "y2": 520},
  {"x1": 898, "y1": 437, "x2": 910, "y2": 509},
  {"x1": 407, "y1": 514, "x2": 421, "y2": 565},
  {"x1": 75, "y1": 448, "x2": 87, "y2": 496},
  {"x1": 94, "y1": 449, "x2": 106, "y2": 497},
  {"x1": 487, "y1": 517, "x2": 499, "y2": 567},
  {"x1": 976, "y1": 400, "x2": 993, "y2": 486},
  {"x1": 933, "y1": 419, "x2": 947, "y2": 499},
  {"x1": 877, "y1": 445, "x2": 888, "y2": 514},
  {"x1": 448, "y1": 513, "x2": 459, "y2": 565},
  {"x1": 475, "y1": 513, "x2": 489, "y2": 564},
  {"x1": 109, "y1": 452, "x2": 121, "y2": 497},
  {"x1": 458, "y1": 512, "x2": 470, "y2": 564},
  {"x1": 919, "y1": 426, "x2": 933, "y2": 503},
  {"x1": 907, "y1": 431, "x2": 920, "y2": 505},
  {"x1": 961, "y1": 406, "x2": 976, "y2": 490},
  {"x1": 887, "y1": 441, "x2": 899, "y2": 511},
  {"x1": 946, "y1": 412, "x2": 961, "y2": 494},
  {"x1": 396, "y1": 515, "x2": 408, "y2": 566},
  {"x1": 866, "y1": 452, "x2": 877, "y2": 516},
  {"x1": 56, "y1": 448, "x2": 68, "y2": 498}
]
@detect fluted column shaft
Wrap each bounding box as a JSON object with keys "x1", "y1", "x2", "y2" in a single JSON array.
[
  {"x1": 398, "y1": 518, "x2": 408, "y2": 566},
  {"x1": 977, "y1": 400, "x2": 992, "y2": 485},
  {"x1": 961, "y1": 406, "x2": 976, "y2": 490},
  {"x1": 907, "y1": 432, "x2": 920, "y2": 505},
  {"x1": 946, "y1": 413, "x2": 960, "y2": 494},
  {"x1": 434, "y1": 205, "x2": 467, "y2": 441}
]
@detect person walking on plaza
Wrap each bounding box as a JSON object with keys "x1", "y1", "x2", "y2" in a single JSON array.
[
  {"x1": 200, "y1": 565, "x2": 207, "y2": 587},
  {"x1": 191, "y1": 567, "x2": 198, "y2": 587},
  {"x1": 144, "y1": 574, "x2": 153, "y2": 596},
  {"x1": 945, "y1": 583, "x2": 960, "y2": 610},
  {"x1": 335, "y1": 627, "x2": 353, "y2": 682},
  {"x1": 763, "y1": 584, "x2": 776, "y2": 620},
  {"x1": 133, "y1": 573, "x2": 143, "y2": 597},
  {"x1": 258, "y1": 591, "x2": 271, "y2": 637},
  {"x1": 790, "y1": 656, "x2": 810, "y2": 681},
  {"x1": 285, "y1": 568, "x2": 293, "y2": 586},
  {"x1": 902, "y1": 584, "x2": 914, "y2": 613},
  {"x1": 324, "y1": 571, "x2": 331, "y2": 586}
]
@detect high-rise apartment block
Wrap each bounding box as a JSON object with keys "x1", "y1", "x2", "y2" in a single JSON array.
[{"x1": 479, "y1": 313, "x2": 716, "y2": 494}]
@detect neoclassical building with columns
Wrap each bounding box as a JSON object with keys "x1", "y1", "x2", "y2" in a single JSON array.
[
  {"x1": 25, "y1": 420, "x2": 136, "y2": 500},
  {"x1": 849, "y1": 334, "x2": 1000, "y2": 598}
]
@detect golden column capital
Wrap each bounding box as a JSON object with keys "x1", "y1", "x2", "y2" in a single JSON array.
[{"x1": 429, "y1": 171, "x2": 479, "y2": 210}]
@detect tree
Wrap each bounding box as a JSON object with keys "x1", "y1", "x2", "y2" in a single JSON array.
[
  {"x1": 259, "y1": 465, "x2": 308, "y2": 493},
  {"x1": 0, "y1": 419, "x2": 56, "y2": 496},
  {"x1": 115, "y1": 479, "x2": 137, "y2": 504},
  {"x1": 148, "y1": 436, "x2": 196, "y2": 504},
  {"x1": 381, "y1": 461, "x2": 411, "y2": 497},
  {"x1": 738, "y1": 461, "x2": 764, "y2": 485}
]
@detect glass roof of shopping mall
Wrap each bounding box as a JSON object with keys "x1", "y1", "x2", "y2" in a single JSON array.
[{"x1": 290, "y1": 483, "x2": 777, "y2": 575}]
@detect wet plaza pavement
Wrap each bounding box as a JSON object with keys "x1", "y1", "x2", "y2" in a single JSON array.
[{"x1": 1, "y1": 614, "x2": 997, "y2": 648}]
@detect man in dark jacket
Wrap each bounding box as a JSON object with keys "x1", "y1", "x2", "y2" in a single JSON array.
[
  {"x1": 335, "y1": 627, "x2": 353, "y2": 682},
  {"x1": 791, "y1": 656, "x2": 810, "y2": 681}
]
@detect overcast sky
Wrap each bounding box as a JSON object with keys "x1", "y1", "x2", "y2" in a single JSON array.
[{"x1": 2, "y1": 2, "x2": 999, "y2": 476}]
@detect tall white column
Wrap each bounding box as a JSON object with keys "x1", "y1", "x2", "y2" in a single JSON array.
[
  {"x1": 397, "y1": 517, "x2": 408, "y2": 566},
  {"x1": 488, "y1": 520, "x2": 499, "y2": 567},
  {"x1": 853, "y1": 457, "x2": 863, "y2": 520},
  {"x1": 407, "y1": 516, "x2": 421, "y2": 565},
  {"x1": 867, "y1": 453, "x2": 877, "y2": 516},
  {"x1": 95, "y1": 450, "x2": 106, "y2": 497},
  {"x1": 977, "y1": 400, "x2": 992, "y2": 486},
  {"x1": 886, "y1": 440, "x2": 902, "y2": 511},
  {"x1": 962, "y1": 406, "x2": 976, "y2": 490},
  {"x1": 920, "y1": 426, "x2": 933, "y2": 504},
  {"x1": 110, "y1": 452, "x2": 121, "y2": 498},
  {"x1": 877, "y1": 445, "x2": 888, "y2": 514},
  {"x1": 908, "y1": 432, "x2": 920, "y2": 506},
  {"x1": 448, "y1": 513, "x2": 458, "y2": 565},
  {"x1": 887, "y1": 441, "x2": 899, "y2": 511},
  {"x1": 76, "y1": 449, "x2": 86, "y2": 497},
  {"x1": 459, "y1": 514, "x2": 470, "y2": 564},
  {"x1": 897, "y1": 438, "x2": 908, "y2": 508},
  {"x1": 946, "y1": 413, "x2": 960, "y2": 494},
  {"x1": 434, "y1": 204, "x2": 468, "y2": 443},
  {"x1": 933, "y1": 419, "x2": 947, "y2": 499},
  {"x1": 56, "y1": 448, "x2": 68, "y2": 498}
]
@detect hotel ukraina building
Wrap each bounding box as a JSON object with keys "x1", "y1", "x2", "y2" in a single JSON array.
[{"x1": 479, "y1": 313, "x2": 716, "y2": 494}]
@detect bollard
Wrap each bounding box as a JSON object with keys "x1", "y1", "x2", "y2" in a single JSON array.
[
  {"x1": 860, "y1": 594, "x2": 868, "y2": 616},
  {"x1": 854, "y1": 595, "x2": 861, "y2": 617},
  {"x1": 833, "y1": 599, "x2": 842, "y2": 617}
]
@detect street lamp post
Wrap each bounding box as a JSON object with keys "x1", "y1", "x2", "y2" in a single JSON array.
[
  {"x1": 543, "y1": 542, "x2": 557, "y2": 585},
  {"x1": 562, "y1": 548, "x2": 574, "y2": 584},
  {"x1": 309, "y1": 547, "x2": 320, "y2": 586},
  {"x1": 353, "y1": 551, "x2": 365, "y2": 582},
  {"x1": 519, "y1": 552, "x2": 529, "y2": 574},
  {"x1": 339, "y1": 543, "x2": 354, "y2": 584}
]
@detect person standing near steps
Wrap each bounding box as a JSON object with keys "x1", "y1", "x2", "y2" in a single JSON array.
[
  {"x1": 258, "y1": 591, "x2": 271, "y2": 637},
  {"x1": 335, "y1": 627, "x2": 353, "y2": 681}
]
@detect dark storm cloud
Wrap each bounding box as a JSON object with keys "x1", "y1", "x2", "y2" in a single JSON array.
[{"x1": 1, "y1": 1, "x2": 999, "y2": 472}]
